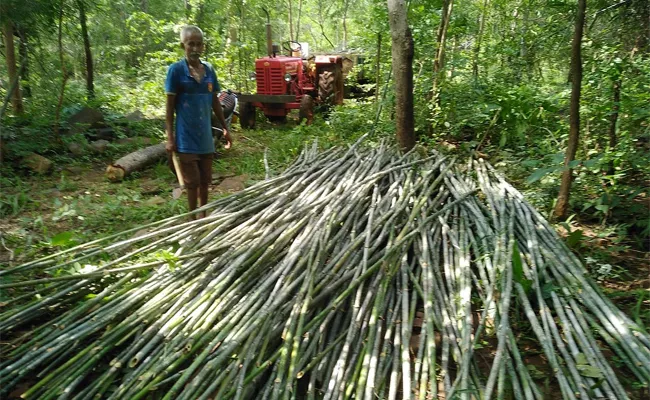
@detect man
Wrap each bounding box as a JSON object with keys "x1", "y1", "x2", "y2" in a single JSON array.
[{"x1": 165, "y1": 25, "x2": 232, "y2": 219}]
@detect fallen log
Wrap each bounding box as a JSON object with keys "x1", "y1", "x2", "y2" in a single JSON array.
[{"x1": 106, "y1": 142, "x2": 166, "y2": 182}]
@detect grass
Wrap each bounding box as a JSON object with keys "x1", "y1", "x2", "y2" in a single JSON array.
[{"x1": 0, "y1": 109, "x2": 367, "y2": 268}]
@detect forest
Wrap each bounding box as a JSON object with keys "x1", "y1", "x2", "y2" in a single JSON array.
[{"x1": 0, "y1": 0, "x2": 649, "y2": 399}]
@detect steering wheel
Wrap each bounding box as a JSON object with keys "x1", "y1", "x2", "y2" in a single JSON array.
[{"x1": 282, "y1": 40, "x2": 302, "y2": 55}]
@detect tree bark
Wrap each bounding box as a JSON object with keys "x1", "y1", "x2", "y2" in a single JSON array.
[
  {"x1": 288, "y1": 0, "x2": 294, "y2": 41},
  {"x1": 78, "y1": 0, "x2": 95, "y2": 100},
  {"x1": 54, "y1": 0, "x2": 68, "y2": 137},
  {"x1": 2, "y1": 21, "x2": 24, "y2": 115},
  {"x1": 342, "y1": 0, "x2": 350, "y2": 50},
  {"x1": 296, "y1": 0, "x2": 303, "y2": 42},
  {"x1": 375, "y1": 32, "x2": 381, "y2": 110},
  {"x1": 387, "y1": 0, "x2": 415, "y2": 151},
  {"x1": 431, "y1": 0, "x2": 454, "y2": 107},
  {"x1": 18, "y1": 29, "x2": 31, "y2": 98},
  {"x1": 554, "y1": 0, "x2": 586, "y2": 220},
  {"x1": 607, "y1": 78, "x2": 621, "y2": 175},
  {"x1": 106, "y1": 143, "x2": 168, "y2": 182},
  {"x1": 472, "y1": 0, "x2": 489, "y2": 81}
]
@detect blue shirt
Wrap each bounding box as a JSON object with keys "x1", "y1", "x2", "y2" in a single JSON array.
[{"x1": 165, "y1": 59, "x2": 221, "y2": 154}]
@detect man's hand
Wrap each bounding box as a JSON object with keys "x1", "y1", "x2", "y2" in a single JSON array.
[
  {"x1": 166, "y1": 140, "x2": 177, "y2": 152},
  {"x1": 222, "y1": 128, "x2": 232, "y2": 150}
]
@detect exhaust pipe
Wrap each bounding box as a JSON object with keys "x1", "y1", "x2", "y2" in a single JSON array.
[{"x1": 263, "y1": 8, "x2": 273, "y2": 57}]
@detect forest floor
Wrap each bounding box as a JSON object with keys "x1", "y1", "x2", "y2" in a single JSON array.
[{"x1": 1, "y1": 116, "x2": 648, "y2": 398}]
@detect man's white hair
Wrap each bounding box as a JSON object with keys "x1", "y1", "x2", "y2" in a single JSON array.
[{"x1": 180, "y1": 25, "x2": 204, "y2": 43}]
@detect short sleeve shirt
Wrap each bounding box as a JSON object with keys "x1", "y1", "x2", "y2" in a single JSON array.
[{"x1": 165, "y1": 59, "x2": 221, "y2": 154}]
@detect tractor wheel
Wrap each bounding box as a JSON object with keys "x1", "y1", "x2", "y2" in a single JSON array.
[
  {"x1": 267, "y1": 115, "x2": 287, "y2": 124},
  {"x1": 239, "y1": 101, "x2": 256, "y2": 130},
  {"x1": 318, "y1": 71, "x2": 335, "y2": 105},
  {"x1": 299, "y1": 95, "x2": 314, "y2": 125}
]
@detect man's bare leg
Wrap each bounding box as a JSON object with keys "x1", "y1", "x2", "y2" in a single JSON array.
[
  {"x1": 187, "y1": 187, "x2": 199, "y2": 220},
  {"x1": 198, "y1": 184, "x2": 209, "y2": 218}
]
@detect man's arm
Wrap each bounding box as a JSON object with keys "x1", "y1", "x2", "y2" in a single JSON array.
[
  {"x1": 212, "y1": 93, "x2": 232, "y2": 149},
  {"x1": 165, "y1": 94, "x2": 176, "y2": 152}
]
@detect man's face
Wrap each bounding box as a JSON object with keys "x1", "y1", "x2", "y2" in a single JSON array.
[{"x1": 181, "y1": 31, "x2": 204, "y2": 61}]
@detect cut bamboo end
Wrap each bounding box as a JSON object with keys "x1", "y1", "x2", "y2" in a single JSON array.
[{"x1": 106, "y1": 165, "x2": 126, "y2": 182}]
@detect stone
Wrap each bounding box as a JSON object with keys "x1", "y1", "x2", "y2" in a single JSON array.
[
  {"x1": 144, "y1": 196, "x2": 166, "y2": 206},
  {"x1": 90, "y1": 140, "x2": 110, "y2": 153},
  {"x1": 90, "y1": 127, "x2": 115, "y2": 141},
  {"x1": 215, "y1": 174, "x2": 249, "y2": 193},
  {"x1": 67, "y1": 107, "x2": 105, "y2": 135},
  {"x1": 22, "y1": 152, "x2": 53, "y2": 174},
  {"x1": 67, "y1": 142, "x2": 85, "y2": 156},
  {"x1": 116, "y1": 137, "x2": 135, "y2": 145},
  {"x1": 63, "y1": 166, "x2": 85, "y2": 175},
  {"x1": 125, "y1": 110, "x2": 145, "y2": 122}
]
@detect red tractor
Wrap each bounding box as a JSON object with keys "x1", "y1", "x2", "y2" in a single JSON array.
[{"x1": 238, "y1": 12, "x2": 344, "y2": 129}]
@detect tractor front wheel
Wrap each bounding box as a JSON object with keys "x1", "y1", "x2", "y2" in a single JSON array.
[
  {"x1": 239, "y1": 101, "x2": 256, "y2": 129},
  {"x1": 318, "y1": 71, "x2": 335, "y2": 105},
  {"x1": 299, "y1": 95, "x2": 314, "y2": 125}
]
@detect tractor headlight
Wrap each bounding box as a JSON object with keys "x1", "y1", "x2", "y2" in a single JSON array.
[
  {"x1": 284, "y1": 73, "x2": 291, "y2": 82},
  {"x1": 249, "y1": 72, "x2": 256, "y2": 81}
]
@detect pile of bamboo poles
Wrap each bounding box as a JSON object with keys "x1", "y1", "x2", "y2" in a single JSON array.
[{"x1": 1, "y1": 139, "x2": 648, "y2": 399}]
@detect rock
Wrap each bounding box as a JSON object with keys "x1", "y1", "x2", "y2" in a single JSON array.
[
  {"x1": 211, "y1": 172, "x2": 236, "y2": 183},
  {"x1": 67, "y1": 142, "x2": 85, "y2": 156},
  {"x1": 215, "y1": 174, "x2": 248, "y2": 193},
  {"x1": 116, "y1": 137, "x2": 135, "y2": 145},
  {"x1": 116, "y1": 137, "x2": 154, "y2": 146},
  {"x1": 90, "y1": 140, "x2": 110, "y2": 153},
  {"x1": 125, "y1": 110, "x2": 144, "y2": 122},
  {"x1": 440, "y1": 141, "x2": 457, "y2": 151},
  {"x1": 22, "y1": 152, "x2": 52, "y2": 174},
  {"x1": 144, "y1": 196, "x2": 166, "y2": 206},
  {"x1": 63, "y1": 166, "x2": 85, "y2": 175},
  {"x1": 90, "y1": 127, "x2": 115, "y2": 141},
  {"x1": 67, "y1": 107, "x2": 105, "y2": 135}
]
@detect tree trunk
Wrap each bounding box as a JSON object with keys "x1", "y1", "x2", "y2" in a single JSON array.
[
  {"x1": 288, "y1": 0, "x2": 294, "y2": 41},
  {"x1": 607, "y1": 78, "x2": 621, "y2": 175},
  {"x1": 375, "y1": 32, "x2": 381, "y2": 110},
  {"x1": 54, "y1": 0, "x2": 68, "y2": 137},
  {"x1": 106, "y1": 143, "x2": 168, "y2": 182},
  {"x1": 449, "y1": 35, "x2": 457, "y2": 79},
  {"x1": 2, "y1": 21, "x2": 24, "y2": 115},
  {"x1": 431, "y1": 0, "x2": 454, "y2": 107},
  {"x1": 387, "y1": 0, "x2": 415, "y2": 151},
  {"x1": 472, "y1": 0, "x2": 489, "y2": 81},
  {"x1": 631, "y1": 0, "x2": 649, "y2": 56},
  {"x1": 554, "y1": 0, "x2": 586, "y2": 220},
  {"x1": 78, "y1": 0, "x2": 94, "y2": 100},
  {"x1": 342, "y1": 0, "x2": 350, "y2": 50},
  {"x1": 296, "y1": 0, "x2": 303, "y2": 42},
  {"x1": 18, "y1": 29, "x2": 31, "y2": 98}
]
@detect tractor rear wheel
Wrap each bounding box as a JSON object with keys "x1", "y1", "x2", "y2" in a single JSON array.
[
  {"x1": 318, "y1": 71, "x2": 335, "y2": 105},
  {"x1": 299, "y1": 95, "x2": 314, "y2": 125},
  {"x1": 239, "y1": 101, "x2": 256, "y2": 129}
]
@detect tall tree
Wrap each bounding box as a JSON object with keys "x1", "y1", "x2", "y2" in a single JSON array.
[
  {"x1": 54, "y1": 0, "x2": 69, "y2": 137},
  {"x1": 387, "y1": 0, "x2": 415, "y2": 150},
  {"x1": 296, "y1": 0, "x2": 303, "y2": 42},
  {"x1": 472, "y1": 0, "x2": 489, "y2": 81},
  {"x1": 288, "y1": 0, "x2": 294, "y2": 41},
  {"x1": 341, "y1": 0, "x2": 350, "y2": 50},
  {"x1": 77, "y1": 0, "x2": 94, "y2": 99},
  {"x1": 431, "y1": 0, "x2": 453, "y2": 105},
  {"x1": 554, "y1": 0, "x2": 587, "y2": 219},
  {"x1": 2, "y1": 21, "x2": 24, "y2": 115},
  {"x1": 17, "y1": 28, "x2": 31, "y2": 97}
]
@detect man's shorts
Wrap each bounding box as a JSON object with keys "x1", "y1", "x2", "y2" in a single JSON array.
[{"x1": 168, "y1": 152, "x2": 213, "y2": 189}]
